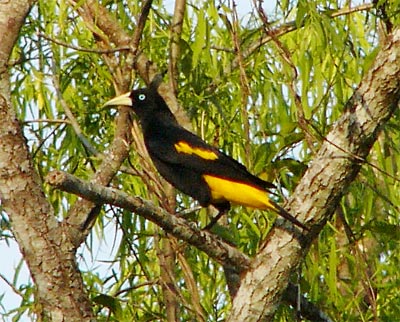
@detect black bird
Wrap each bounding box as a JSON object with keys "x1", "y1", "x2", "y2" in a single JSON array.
[{"x1": 104, "y1": 81, "x2": 307, "y2": 230}]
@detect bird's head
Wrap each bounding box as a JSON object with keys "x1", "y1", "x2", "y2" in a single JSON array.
[
  {"x1": 103, "y1": 88, "x2": 158, "y2": 116},
  {"x1": 103, "y1": 74, "x2": 165, "y2": 114},
  {"x1": 103, "y1": 85, "x2": 178, "y2": 127}
]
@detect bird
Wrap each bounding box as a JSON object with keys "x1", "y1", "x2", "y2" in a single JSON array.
[{"x1": 103, "y1": 80, "x2": 307, "y2": 231}]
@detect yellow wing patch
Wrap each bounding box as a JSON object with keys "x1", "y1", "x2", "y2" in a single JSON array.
[
  {"x1": 174, "y1": 141, "x2": 218, "y2": 160},
  {"x1": 202, "y1": 174, "x2": 276, "y2": 210}
]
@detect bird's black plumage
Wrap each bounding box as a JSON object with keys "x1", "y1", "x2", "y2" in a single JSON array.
[{"x1": 104, "y1": 83, "x2": 307, "y2": 230}]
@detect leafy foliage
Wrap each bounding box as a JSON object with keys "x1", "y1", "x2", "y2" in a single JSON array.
[{"x1": 2, "y1": 0, "x2": 400, "y2": 321}]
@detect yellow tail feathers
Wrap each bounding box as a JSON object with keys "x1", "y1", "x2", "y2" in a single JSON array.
[
  {"x1": 202, "y1": 175, "x2": 275, "y2": 210},
  {"x1": 203, "y1": 174, "x2": 308, "y2": 230}
]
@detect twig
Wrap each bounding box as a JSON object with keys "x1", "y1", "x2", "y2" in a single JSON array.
[
  {"x1": 253, "y1": 0, "x2": 317, "y2": 151},
  {"x1": 337, "y1": 206, "x2": 378, "y2": 320},
  {"x1": 210, "y1": 45, "x2": 236, "y2": 53},
  {"x1": 23, "y1": 118, "x2": 71, "y2": 125},
  {"x1": 231, "y1": 1, "x2": 252, "y2": 166},
  {"x1": 169, "y1": 0, "x2": 186, "y2": 94},
  {"x1": 50, "y1": 59, "x2": 99, "y2": 157},
  {"x1": 311, "y1": 121, "x2": 400, "y2": 185},
  {"x1": 37, "y1": 32, "x2": 130, "y2": 54},
  {"x1": 130, "y1": 0, "x2": 154, "y2": 57},
  {"x1": 284, "y1": 283, "x2": 333, "y2": 322},
  {"x1": 113, "y1": 279, "x2": 159, "y2": 297},
  {"x1": 235, "y1": 3, "x2": 375, "y2": 69},
  {"x1": 0, "y1": 273, "x2": 23, "y2": 299}
]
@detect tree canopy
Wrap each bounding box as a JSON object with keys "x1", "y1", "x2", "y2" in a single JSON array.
[{"x1": 1, "y1": 0, "x2": 400, "y2": 321}]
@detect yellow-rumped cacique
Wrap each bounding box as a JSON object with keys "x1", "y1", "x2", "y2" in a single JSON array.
[{"x1": 104, "y1": 81, "x2": 307, "y2": 230}]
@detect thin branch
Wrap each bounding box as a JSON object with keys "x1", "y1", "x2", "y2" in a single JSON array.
[
  {"x1": 337, "y1": 206, "x2": 378, "y2": 320},
  {"x1": 130, "y1": 0, "x2": 154, "y2": 55},
  {"x1": 114, "y1": 279, "x2": 159, "y2": 297},
  {"x1": 210, "y1": 45, "x2": 236, "y2": 53},
  {"x1": 254, "y1": 0, "x2": 316, "y2": 151},
  {"x1": 331, "y1": 2, "x2": 375, "y2": 18},
  {"x1": 23, "y1": 118, "x2": 72, "y2": 125},
  {"x1": 232, "y1": 3, "x2": 375, "y2": 70},
  {"x1": 64, "y1": 0, "x2": 135, "y2": 243},
  {"x1": 168, "y1": 0, "x2": 186, "y2": 94},
  {"x1": 38, "y1": 32, "x2": 130, "y2": 54},
  {"x1": 231, "y1": 1, "x2": 252, "y2": 166},
  {"x1": 0, "y1": 273, "x2": 23, "y2": 299},
  {"x1": 283, "y1": 284, "x2": 333, "y2": 322},
  {"x1": 155, "y1": 233, "x2": 179, "y2": 321},
  {"x1": 312, "y1": 122, "x2": 400, "y2": 185},
  {"x1": 50, "y1": 59, "x2": 99, "y2": 157},
  {"x1": 177, "y1": 251, "x2": 207, "y2": 321}
]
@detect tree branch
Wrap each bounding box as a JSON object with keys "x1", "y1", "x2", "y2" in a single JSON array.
[
  {"x1": 0, "y1": 1, "x2": 95, "y2": 319},
  {"x1": 37, "y1": 32, "x2": 130, "y2": 53},
  {"x1": 46, "y1": 170, "x2": 251, "y2": 270},
  {"x1": 64, "y1": 0, "x2": 136, "y2": 244},
  {"x1": 232, "y1": 3, "x2": 375, "y2": 70},
  {"x1": 228, "y1": 27, "x2": 400, "y2": 321},
  {"x1": 168, "y1": 0, "x2": 186, "y2": 94},
  {"x1": 46, "y1": 169, "x2": 332, "y2": 320}
]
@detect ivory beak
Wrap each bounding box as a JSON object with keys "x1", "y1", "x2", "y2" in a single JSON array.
[{"x1": 103, "y1": 92, "x2": 132, "y2": 107}]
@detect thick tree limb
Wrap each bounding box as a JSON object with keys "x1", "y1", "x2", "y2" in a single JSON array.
[
  {"x1": 0, "y1": 1, "x2": 95, "y2": 320},
  {"x1": 46, "y1": 170, "x2": 333, "y2": 320},
  {"x1": 228, "y1": 28, "x2": 400, "y2": 321},
  {"x1": 46, "y1": 170, "x2": 251, "y2": 270}
]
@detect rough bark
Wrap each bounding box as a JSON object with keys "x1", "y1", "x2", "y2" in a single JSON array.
[
  {"x1": 0, "y1": 1, "x2": 94, "y2": 321},
  {"x1": 228, "y1": 28, "x2": 400, "y2": 321},
  {"x1": 45, "y1": 170, "x2": 251, "y2": 270}
]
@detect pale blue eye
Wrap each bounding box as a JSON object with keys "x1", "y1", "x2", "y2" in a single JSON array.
[{"x1": 138, "y1": 94, "x2": 146, "y2": 101}]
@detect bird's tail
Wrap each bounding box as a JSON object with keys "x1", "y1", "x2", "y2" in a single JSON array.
[{"x1": 269, "y1": 200, "x2": 308, "y2": 231}]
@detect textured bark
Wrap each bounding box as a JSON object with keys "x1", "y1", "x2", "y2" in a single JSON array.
[
  {"x1": 228, "y1": 28, "x2": 400, "y2": 321},
  {"x1": 46, "y1": 170, "x2": 251, "y2": 270},
  {"x1": 0, "y1": 2, "x2": 94, "y2": 321}
]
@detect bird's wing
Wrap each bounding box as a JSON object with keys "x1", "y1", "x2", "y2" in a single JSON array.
[{"x1": 145, "y1": 124, "x2": 276, "y2": 190}]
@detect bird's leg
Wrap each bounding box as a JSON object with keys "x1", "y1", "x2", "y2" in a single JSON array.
[
  {"x1": 204, "y1": 202, "x2": 230, "y2": 230},
  {"x1": 204, "y1": 210, "x2": 226, "y2": 230}
]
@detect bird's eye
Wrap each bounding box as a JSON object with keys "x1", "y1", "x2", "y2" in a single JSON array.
[{"x1": 138, "y1": 94, "x2": 146, "y2": 101}]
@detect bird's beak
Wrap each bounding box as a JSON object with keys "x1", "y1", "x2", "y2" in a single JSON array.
[{"x1": 103, "y1": 92, "x2": 132, "y2": 107}]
